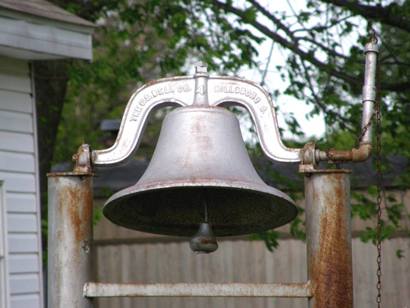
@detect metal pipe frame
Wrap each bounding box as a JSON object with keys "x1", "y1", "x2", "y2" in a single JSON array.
[
  {"x1": 47, "y1": 168, "x2": 353, "y2": 307},
  {"x1": 48, "y1": 172, "x2": 94, "y2": 308},
  {"x1": 81, "y1": 169, "x2": 353, "y2": 308},
  {"x1": 304, "y1": 170, "x2": 353, "y2": 308},
  {"x1": 47, "y1": 39, "x2": 368, "y2": 308},
  {"x1": 84, "y1": 282, "x2": 312, "y2": 298}
]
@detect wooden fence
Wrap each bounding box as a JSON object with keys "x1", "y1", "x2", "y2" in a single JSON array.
[
  {"x1": 93, "y1": 237, "x2": 410, "y2": 307},
  {"x1": 92, "y1": 190, "x2": 410, "y2": 308}
]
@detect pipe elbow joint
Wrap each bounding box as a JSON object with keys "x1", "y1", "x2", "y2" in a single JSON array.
[
  {"x1": 321, "y1": 143, "x2": 372, "y2": 163},
  {"x1": 351, "y1": 143, "x2": 372, "y2": 161}
]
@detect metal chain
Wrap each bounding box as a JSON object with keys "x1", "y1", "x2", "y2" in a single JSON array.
[
  {"x1": 357, "y1": 32, "x2": 383, "y2": 306},
  {"x1": 375, "y1": 45, "x2": 383, "y2": 308},
  {"x1": 376, "y1": 92, "x2": 383, "y2": 308},
  {"x1": 357, "y1": 113, "x2": 375, "y2": 145}
]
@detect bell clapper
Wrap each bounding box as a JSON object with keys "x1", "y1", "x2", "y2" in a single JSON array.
[
  {"x1": 189, "y1": 198, "x2": 219, "y2": 254},
  {"x1": 204, "y1": 198, "x2": 208, "y2": 223}
]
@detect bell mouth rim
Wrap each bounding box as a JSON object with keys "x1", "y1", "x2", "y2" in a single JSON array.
[
  {"x1": 105, "y1": 179, "x2": 296, "y2": 206},
  {"x1": 103, "y1": 180, "x2": 298, "y2": 237}
]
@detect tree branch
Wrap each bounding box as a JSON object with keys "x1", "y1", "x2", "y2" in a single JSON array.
[
  {"x1": 212, "y1": 0, "x2": 410, "y2": 93},
  {"x1": 212, "y1": 0, "x2": 359, "y2": 84},
  {"x1": 292, "y1": 14, "x2": 355, "y2": 35},
  {"x1": 320, "y1": 0, "x2": 410, "y2": 33},
  {"x1": 245, "y1": 0, "x2": 295, "y2": 40},
  {"x1": 297, "y1": 37, "x2": 349, "y2": 60},
  {"x1": 299, "y1": 59, "x2": 354, "y2": 130}
]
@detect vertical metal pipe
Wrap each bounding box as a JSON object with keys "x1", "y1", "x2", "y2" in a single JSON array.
[
  {"x1": 48, "y1": 172, "x2": 93, "y2": 308},
  {"x1": 361, "y1": 41, "x2": 379, "y2": 144},
  {"x1": 305, "y1": 170, "x2": 353, "y2": 308}
]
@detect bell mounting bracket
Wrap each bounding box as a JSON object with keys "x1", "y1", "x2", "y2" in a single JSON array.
[{"x1": 91, "y1": 64, "x2": 301, "y2": 167}]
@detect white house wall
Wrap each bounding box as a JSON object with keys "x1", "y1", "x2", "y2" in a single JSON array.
[
  {"x1": 0, "y1": 56, "x2": 43, "y2": 308},
  {"x1": 0, "y1": 14, "x2": 92, "y2": 60}
]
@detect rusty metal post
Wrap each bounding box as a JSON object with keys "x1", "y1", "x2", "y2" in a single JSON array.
[
  {"x1": 48, "y1": 172, "x2": 93, "y2": 308},
  {"x1": 304, "y1": 170, "x2": 353, "y2": 308}
]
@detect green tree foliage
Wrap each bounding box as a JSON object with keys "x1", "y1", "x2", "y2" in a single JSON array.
[{"x1": 38, "y1": 0, "x2": 410, "y2": 251}]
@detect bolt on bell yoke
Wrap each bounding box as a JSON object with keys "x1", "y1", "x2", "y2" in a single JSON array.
[{"x1": 103, "y1": 64, "x2": 297, "y2": 253}]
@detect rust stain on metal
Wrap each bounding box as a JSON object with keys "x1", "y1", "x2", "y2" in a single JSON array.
[
  {"x1": 326, "y1": 143, "x2": 371, "y2": 162},
  {"x1": 66, "y1": 179, "x2": 93, "y2": 243},
  {"x1": 310, "y1": 174, "x2": 353, "y2": 308},
  {"x1": 72, "y1": 144, "x2": 92, "y2": 173},
  {"x1": 56, "y1": 177, "x2": 93, "y2": 245},
  {"x1": 326, "y1": 149, "x2": 353, "y2": 161}
]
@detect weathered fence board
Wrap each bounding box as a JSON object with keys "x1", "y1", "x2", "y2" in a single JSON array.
[{"x1": 93, "y1": 238, "x2": 410, "y2": 308}]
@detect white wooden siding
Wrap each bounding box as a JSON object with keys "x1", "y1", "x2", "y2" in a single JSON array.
[
  {"x1": 0, "y1": 110, "x2": 33, "y2": 133},
  {"x1": 0, "y1": 183, "x2": 10, "y2": 308},
  {"x1": 0, "y1": 15, "x2": 92, "y2": 60},
  {"x1": 0, "y1": 152, "x2": 35, "y2": 173},
  {"x1": 9, "y1": 254, "x2": 40, "y2": 274},
  {"x1": 10, "y1": 294, "x2": 40, "y2": 308},
  {"x1": 0, "y1": 132, "x2": 34, "y2": 153},
  {"x1": 7, "y1": 214, "x2": 38, "y2": 233},
  {"x1": 0, "y1": 172, "x2": 36, "y2": 193},
  {"x1": 0, "y1": 90, "x2": 32, "y2": 113},
  {"x1": 0, "y1": 56, "x2": 43, "y2": 308},
  {"x1": 8, "y1": 234, "x2": 38, "y2": 253},
  {"x1": 9, "y1": 273, "x2": 40, "y2": 294},
  {"x1": 5, "y1": 193, "x2": 37, "y2": 213},
  {"x1": 0, "y1": 70, "x2": 31, "y2": 93}
]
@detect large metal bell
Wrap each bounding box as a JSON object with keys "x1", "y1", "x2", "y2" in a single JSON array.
[{"x1": 103, "y1": 106, "x2": 297, "y2": 237}]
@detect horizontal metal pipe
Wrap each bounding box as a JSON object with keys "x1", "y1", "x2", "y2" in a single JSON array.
[
  {"x1": 320, "y1": 143, "x2": 372, "y2": 162},
  {"x1": 84, "y1": 282, "x2": 312, "y2": 298}
]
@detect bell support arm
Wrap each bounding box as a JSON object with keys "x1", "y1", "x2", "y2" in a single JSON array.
[
  {"x1": 90, "y1": 67, "x2": 302, "y2": 166},
  {"x1": 91, "y1": 77, "x2": 195, "y2": 166},
  {"x1": 208, "y1": 77, "x2": 301, "y2": 162}
]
